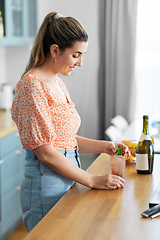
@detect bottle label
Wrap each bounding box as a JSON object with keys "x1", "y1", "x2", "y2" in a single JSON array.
[
  {"x1": 136, "y1": 153, "x2": 149, "y2": 170},
  {"x1": 139, "y1": 132, "x2": 151, "y2": 141}
]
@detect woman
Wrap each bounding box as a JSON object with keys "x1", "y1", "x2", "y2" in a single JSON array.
[{"x1": 11, "y1": 12, "x2": 129, "y2": 232}]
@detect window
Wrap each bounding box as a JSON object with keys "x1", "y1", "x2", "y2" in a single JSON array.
[{"x1": 135, "y1": 0, "x2": 160, "y2": 123}]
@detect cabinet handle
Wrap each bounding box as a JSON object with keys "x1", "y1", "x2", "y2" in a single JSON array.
[
  {"x1": 0, "y1": 159, "x2": 4, "y2": 165},
  {"x1": 16, "y1": 149, "x2": 23, "y2": 155},
  {"x1": 16, "y1": 186, "x2": 21, "y2": 191},
  {"x1": 24, "y1": 38, "x2": 30, "y2": 43},
  {"x1": 16, "y1": 132, "x2": 19, "y2": 137}
]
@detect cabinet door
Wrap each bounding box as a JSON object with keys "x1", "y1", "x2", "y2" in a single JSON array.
[
  {"x1": 0, "y1": 131, "x2": 21, "y2": 156},
  {"x1": 11, "y1": 0, "x2": 23, "y2": 37},
  {"x1": 1, "y1": 149, "x2": 25, "y2": 195},
  {"x1": 1, "y1": 180, "x2": 22, "y2": 237},
  {"x1": 26, "y1": 0, "x2": 37, "y2": 37},
  {"x1": 0, "y1": 0, "x2": 37, "y2": 46},
  {"x1": 1, "y1": 0, "x2": 23, "y2": 45},
  {"x1": 0, "y1": 220, "x2": 1, "y2": 239}
]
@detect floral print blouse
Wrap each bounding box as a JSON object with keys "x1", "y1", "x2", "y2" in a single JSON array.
[{"x1": 11, "y1": 74, "x2": 81, "y2": 150}]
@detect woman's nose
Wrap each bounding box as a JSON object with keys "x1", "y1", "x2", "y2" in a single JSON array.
[{"x1": 76, "y1": 57, "x2": 82, "y2": 67}]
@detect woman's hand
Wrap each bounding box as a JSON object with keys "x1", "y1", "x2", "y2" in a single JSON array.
[
  {"x1": 104, "y1": 141, "x2": 130, "y2": 157},
  {"x1": 91, "y1": 174, "x2": 125, "y2": 190}
]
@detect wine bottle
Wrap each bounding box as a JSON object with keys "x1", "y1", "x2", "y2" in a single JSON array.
[{"x1": 136, "y1": 115, "x2": 154, "y2": 174}]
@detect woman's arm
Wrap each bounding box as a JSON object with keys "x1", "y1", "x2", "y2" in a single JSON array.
[
  {"x1": 76, "y1": 135, "x2": 130, "y2": 156},
  {"x1": 75, "y1": 135, "x2": 106, "y2": 154},
  {"x1": 34, "y1": 144, "x2": 125, "y2": 190}
]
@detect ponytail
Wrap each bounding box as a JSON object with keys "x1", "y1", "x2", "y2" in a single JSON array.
[{"x1": 22, "y1": 12, "x2": 88, "y2": 77}]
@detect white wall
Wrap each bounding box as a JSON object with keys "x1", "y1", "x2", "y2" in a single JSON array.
[
  {"x1": 6, "y1": 46, "x2": 31, "y2": 86},
  {"x1": 0, "y1": 0, "x2": 100, "y2": 140}
]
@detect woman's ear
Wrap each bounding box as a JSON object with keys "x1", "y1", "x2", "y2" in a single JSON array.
[{"x1": 50, "y1": 44, "x2": 59, "y2": 59}]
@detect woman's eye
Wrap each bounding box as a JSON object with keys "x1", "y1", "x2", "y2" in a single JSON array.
[{"x1": 73, "y1": 55, "x2": 79, "y2": 58}]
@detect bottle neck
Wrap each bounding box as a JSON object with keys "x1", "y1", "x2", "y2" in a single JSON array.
[{"x1": 143, "y1": 116, "x2": 149, "y2": 135}]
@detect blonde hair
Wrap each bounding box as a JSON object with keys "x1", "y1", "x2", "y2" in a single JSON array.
[{"x1": 22, "y1": 12, "x2": 88, "y2": 77}]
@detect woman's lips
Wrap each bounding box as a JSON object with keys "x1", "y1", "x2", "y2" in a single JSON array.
[{"x1": 69, "y1": 67, "x2": 74, "y2": 71}]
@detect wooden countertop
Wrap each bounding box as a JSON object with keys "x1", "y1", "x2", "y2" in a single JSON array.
[
  {"x1": 24, "y1": 153, "x2": 160, "y2": 240},
  {"x1": 0, "y1": 110, "x2": 17, "y2": 138}
]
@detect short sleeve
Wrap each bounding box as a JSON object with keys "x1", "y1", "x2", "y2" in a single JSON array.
[{"x1": 11, "y1": 75, "x2": 56, "y2": 150}]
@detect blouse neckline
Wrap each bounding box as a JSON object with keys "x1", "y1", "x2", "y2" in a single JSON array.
[{"x1": 25, "y1": 73, "x2": 71, "y2": 105}]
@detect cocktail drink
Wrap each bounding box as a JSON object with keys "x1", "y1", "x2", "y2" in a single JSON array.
[{"x1": 110, "y1": 154, "x2": 126, "y2": 178}]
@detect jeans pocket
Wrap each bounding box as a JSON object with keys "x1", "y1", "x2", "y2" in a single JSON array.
[{"x1": 20, "y1": 174, "x2": 32, "y2": 212}]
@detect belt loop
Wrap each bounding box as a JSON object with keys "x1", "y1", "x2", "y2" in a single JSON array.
[
  {"x1": 75, "y1": 148, "x2": 81, "y2": 168},
  {"x1": 32, "y1": 151, "x2": 36, "y2": 160},
  {"x1": 75, "y1": 148, "x2": 77, "y2": 158},
  {"x1": 64, "y1": 150, "x2": 67, "y2": 157}
]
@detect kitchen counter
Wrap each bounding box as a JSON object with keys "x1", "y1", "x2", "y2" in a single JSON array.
[
  {"x1": 24, "y1": 153, "x2": 160, "y2": 240},
  {"x1": 0, "y1": 110, "x2": 17, "y2": 138}
]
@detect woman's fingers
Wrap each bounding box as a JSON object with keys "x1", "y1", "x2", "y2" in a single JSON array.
[
  {"x1": 92, "y1": 174, "x2": 125, "y2": 190},
  {"x1": 108, "y1": 174, "x2": 125, "y2": 189}
]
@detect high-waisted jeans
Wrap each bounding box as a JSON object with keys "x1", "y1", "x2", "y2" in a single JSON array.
[{"x1": 20, "y1": 148, "x2": 81, "y2": 232}]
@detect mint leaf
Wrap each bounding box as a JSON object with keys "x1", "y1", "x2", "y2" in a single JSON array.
[
  {"x1": 116, "y1": 147, "x2": 125, "y2": 155},
  {"x1": 119, "y1": 174, "x2": 123, "y2": 177}
]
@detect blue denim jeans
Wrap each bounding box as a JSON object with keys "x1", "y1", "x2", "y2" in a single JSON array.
[{"x1": 20, "y1": 148, "x2": 81, "y2": 232}]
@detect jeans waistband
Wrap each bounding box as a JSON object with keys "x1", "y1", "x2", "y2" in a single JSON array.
[
  {"x1": 25, "y1": 147, "x2": 81, "y2": 168},
  {"x1": 25, "y1": 148, "x2": 79, "y2": 160}
]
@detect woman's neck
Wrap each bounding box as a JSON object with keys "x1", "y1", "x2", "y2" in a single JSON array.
[{"x1": 28, "y1": 59, "x2": 58, "y2": 83}]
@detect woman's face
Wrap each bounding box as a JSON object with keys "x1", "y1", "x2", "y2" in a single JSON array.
[{"x1": 55, "y1": 41, "x2": 88, "y2": 76}]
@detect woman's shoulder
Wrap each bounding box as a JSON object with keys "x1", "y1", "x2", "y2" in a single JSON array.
[
  {"x1": 17, "y1": 73, "x2": 45, "y2": 91},
  {"x1": 21, "y1": 73, "x2": 42, "y2": 84}
]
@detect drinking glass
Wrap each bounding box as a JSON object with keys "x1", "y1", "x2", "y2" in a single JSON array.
[{"x1": 110, "y1": 154, "x2": 126, "y2": 178}]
